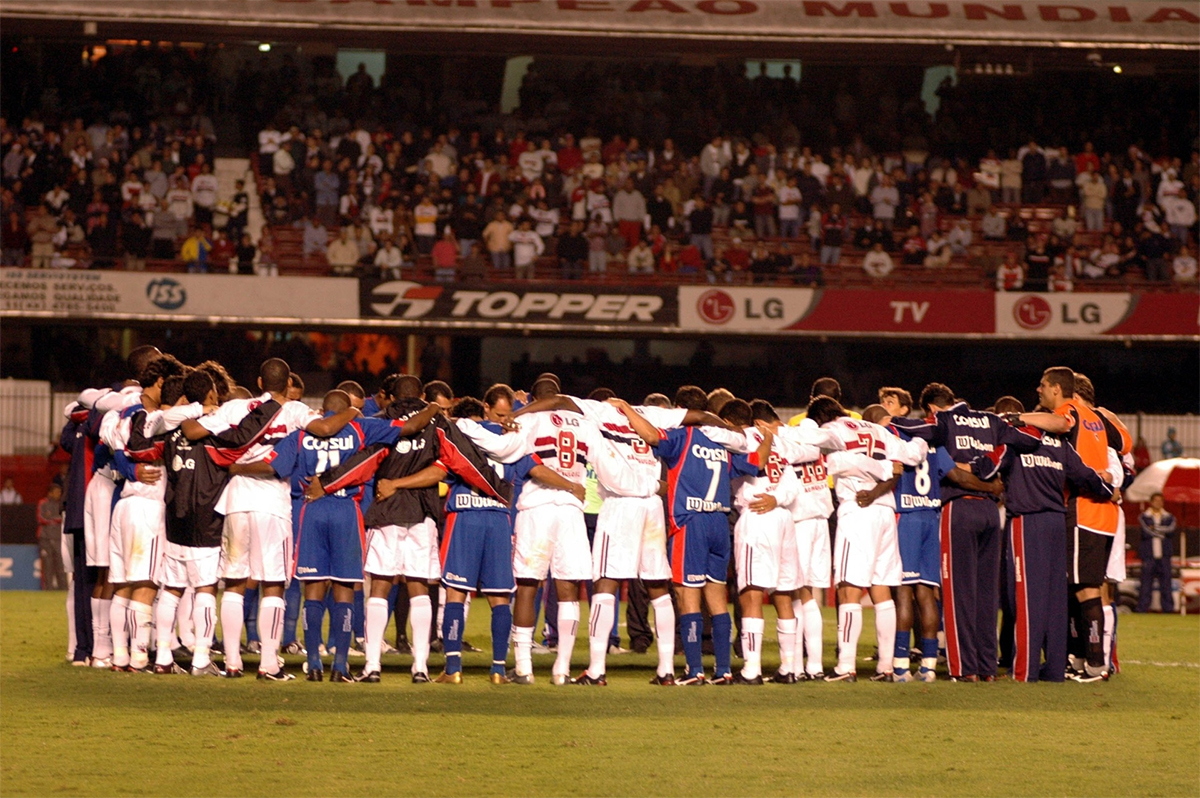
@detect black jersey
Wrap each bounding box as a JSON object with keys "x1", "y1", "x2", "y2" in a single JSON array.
[{"x1": 162, "y1": 427, "x2": 228, "y2": 549}]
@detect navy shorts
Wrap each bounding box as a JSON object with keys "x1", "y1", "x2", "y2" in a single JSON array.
[
  {"x1": 293, "y1": 499, "x2": 365, "y2": 583},
  {"x1": 898, "y1": 509, "x2": 941, "y2": 586},
  {"x1": 669, "y1": 512, "x2": 730, "y2": 588},
  {"x1": 440, "y1": 511, "x2": 515, "y2": 595}
]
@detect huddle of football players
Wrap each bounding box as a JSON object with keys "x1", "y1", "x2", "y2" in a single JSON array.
[{"x1": 59, "y1": 350, "x2": 1128, "y2": 686}]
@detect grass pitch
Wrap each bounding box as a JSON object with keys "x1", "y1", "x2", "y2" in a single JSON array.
[{"x1": 2, "y1": 592, "x2": 1197, "y2": 797}]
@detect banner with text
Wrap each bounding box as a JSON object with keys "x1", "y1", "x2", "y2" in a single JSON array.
[
  {"x1": 0, "y1": 268, "x2": 360, "y2": 323},
  {"x1": 993, "y1": 292, "x2": 1200, "y2": 338},
  {"x1": 358, "y1": 280, "x2": 678, "y2": 330}
]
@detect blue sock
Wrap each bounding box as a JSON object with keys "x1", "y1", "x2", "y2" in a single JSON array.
[
  {"x1": 681, "y1": 613, "x2": 703, "y2": 677},
  {"x1": 920, "y1": 637, "x2": 939, "y2": 663},
  {"x1": 894, "y1": 631, "x2": 911, "y2": 673},
  {"x1": 303, "y1": 599, "x2": 325, "y2": 673},
  {"x1": 244, "y1": 586, "x2": 260, "y2": 643},
  {"x1": 282, "y1": 579, "x2": 301, "y2": 647},
  {"x1": 490, "y1": 603, "x2": 512, "y2": 674},
  {"x1": 352, "y1": 590, "x2": 365, "y2": 639},
  {"x1": 443, "y1": 601, "x2": 465, "y2": 674},
  {"x1": 332, "y1": 602, "x2": 353, "y2": 675},
  {"x1": 711, "y1": 613, "x2": 732, "y2": 678}
]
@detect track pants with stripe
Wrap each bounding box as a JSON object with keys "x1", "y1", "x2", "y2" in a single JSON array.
[
  {"x1": 1003, "y1": 511, "x2": 1068, "y2": 683},
  {"x1": 940, "y1": 496, "x2": 1002, "y2": 679}
]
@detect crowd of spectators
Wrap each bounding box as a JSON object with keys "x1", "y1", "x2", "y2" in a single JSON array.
[{"x1": 1, "y1": 43, "x2": 1197, "y2": 288}]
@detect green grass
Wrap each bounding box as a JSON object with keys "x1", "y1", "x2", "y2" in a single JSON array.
[{"x1": 2, "y1": 592, "x2": 1197, "y2": 797}]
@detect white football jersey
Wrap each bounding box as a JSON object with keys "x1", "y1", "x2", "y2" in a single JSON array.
[
  {"x1": 822, "y1": 417, "x2": 927, "y2": 509},
  {"x1": 731, "y1": 427, "x2": 800, "y2": 513},
  {"x1": 516, "y1": 410, "x2": 601, "y2": 511},
  {"x1": 574, "y1": 399, "x2": 681, "y2": 499}
]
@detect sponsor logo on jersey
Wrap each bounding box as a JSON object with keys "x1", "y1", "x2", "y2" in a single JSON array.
[
  {"x1": 900, "y1": 494, "x2": 941, "y2": 509},
  {"x1": 369, "y1": 281, "x2": 443, "y2": 318},
  {"x1": 690, "y1": 444, "x2": 728, "y2": 462},
  {"x1": 696, "y1": 289, "x2": 736, "y2": 325},
  {"x1": 1013, "y1": 294, "x2": 1052, "y2": 330},
  {"x1": 955, "y1": 435, "x2": 994, "y2": 452},
  {"x1": 146, "y1": 277, "x2": 187, "y2": 310},
  {"x1": 952, "y1": 414, "x2": 991, "y2": 429},
  {"x1": 1020, "y1": 453, "x2": 1064, "y2": 470},
  {"x1": 685, "y1": 497, "x2": 729, "y2": 513}
]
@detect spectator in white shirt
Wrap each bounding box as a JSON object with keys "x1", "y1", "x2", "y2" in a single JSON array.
[
  {"x1": 258, "y1": 123, "x2": 282, "y2": 155},
  {"x1": 777, "y1": 176, "x2": 802, "y2": 239},
  {"x1": 190, "y1": 163, "x2": 219, "y2": 227},
  {"x1": 1173, "y1": 245, "x2": 1197, "y2": 283},
  {"x1": 947, "y1": 219, "x2": 973, "y2": 256},
  {"x1": 326, "y1": 227, "x2": 360, "y2": 276},
  {"x1": 375, "y1": 237, "x2": 405, "y2": 280},
  {"x1": 0, "y1": 478, "x2": 22, "y2": 505},
  {"x1": 529, "y1": 200, "x2": 560, "y2": 240},
  {"x1": 996, "y1": 254, "x2": 1025, "y2": 290},
  {"x1": 862, "y1": 243, "x2": 895, "y2": 277},
  {"x1": 509, "y1": 219, "x2": 545, "y2": 280},
  {"x1": 627, "y1": 239, "x2": 655, "y2": 274}
]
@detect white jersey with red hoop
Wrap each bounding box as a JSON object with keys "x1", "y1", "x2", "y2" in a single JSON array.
[
  {"x1": 822, "y1": 417, "x2": 927, "y2": 510},
  {"x1": 773, "y1": 423, "x2": 836, "y2": 521},
  {"x1": 201, "y1": 394, "x2": 319, "y2": 519},
  {"x1": 102, "y1": 406, "x2": 167, "y2": 502},
  {"x1": 516, "y1": 410, "x2": 601, "y2": 511},
  {"x1": 575, "y1": 399, "x2": 683, "y2": 499},
  {"x1": 731, "y1": 428, "x2": 801, "y2": 513}
]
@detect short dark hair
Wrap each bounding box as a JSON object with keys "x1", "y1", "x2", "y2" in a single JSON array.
[
  {"x1": 389, "y1": 375, "x2": 422, "y2": 400},
  {"x1": 140, "y1": 354, "x2": 186, "y2": 386},
  {"x1": 128, "y1": 345, "x2": 162, "y2": 382},
  {"x1": 587, "y1": 387, "x2": 616, "y2": 401},
  {"x1": 706, "y1": 388, "x2": 735, "y2": 415},
  {"x1": 918, "y1": 382, "x2": 956, "y2": 412},
  {"x1": 1150, "y1": 491, "x2": 1165, "y2": 502},
  {"x1": 288, "y1": 373, "x2": 306, "y2": 394},
  {"x1": 531, "y1": 378, "x2": 559, "y2": 400},
  {"x1": 323, "y1": 389, "x2": 351, "y2": 413},
  {"x1": 336, "y1": 380, "x2": 365, "y2": 400},
  {"x1": 878, "y1": 386, "x2": 913, "y2": 412},
  {"x1": 451, "y1": 396, "x2": 485, "y2": 420},
  {"x1": 860, "y1": 404, "x2": 889, "y2": 425},
  {"x1": 260, "y1": 358, "x2": 291, "y2": 393},
  {"x1": 1042, "y1": 366, "x2": 1075, "y2": 398},
  {"x1": 806, "y1": 396, "x2": 848, "y2": 427},
  {"x1": 483, "y1": 383, "x2": 515, "y2": 408},
  {"x1": 195, "y1": 361, "x2": 232, "y2": 401},
  {"x1": 993, "y1": 395, "x2": 1025, "y2": 414},
  {"x1": 1073, "y1": 373, "x2": 1095, "y2": 405},
  {"x1": 749, "y1": 399, "x2": 780, "y2": 424},
  {"x1": 183, "y1": 370, "x2": 215, "y2": 404},
  {"x1": 161, "y1": 374, "x2": 187, "y2": 407},
  {"x1": 642, "y1": 393, "x2": 672, "y2": 408},
  {"x1": 718, "y1": 398, "x2": 753, "y2": 428},
  {"x1": 674, "y1": 385, "x2": 708, "y2": 411},
  {"x1": 423, "y1": 380, "x2": 453, "y2": 403},
  {"x1": 379, "y1": 373, "x2": 401, "y2": 398},
  {"x1": 810, "y1": 377, "x2": 842, "y2": 402}
]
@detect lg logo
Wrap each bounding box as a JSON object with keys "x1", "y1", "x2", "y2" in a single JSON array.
[
  {"x1": 696, "y1": 289, "x2": 735, "y2": 325},
  {"x1": 1013, "y1": 295, "x2": 1052, "y2": 330}
]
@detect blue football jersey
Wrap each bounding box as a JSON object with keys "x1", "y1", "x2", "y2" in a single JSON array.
[
  {"x1": 268, "y1": 416, "x2": 402, "y2": 501},
  {"x1": 656, "y1": 426, "x2": 756, "y2": 527},
  {"x1": 891, "y1": 425, "x2": 956, "y2": 513}
]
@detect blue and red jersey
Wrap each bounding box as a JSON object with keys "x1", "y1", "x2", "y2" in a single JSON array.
[
  {"x1": 655, "y1": 426, "x2": 756, "y2": 531},
  {"x1": 267, "y1": 416, "x2": 403, "y2": 502},
  {"x1": 890, "y1": 424, "x2": 956, "y2": 513}
]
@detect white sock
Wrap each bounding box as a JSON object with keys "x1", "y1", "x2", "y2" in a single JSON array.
[
  {"x1": 130, "y1": 600, "x2": 154, "y2": 669},
  {"x1": 192, "y1": 592, "x2": 216, "y2": 669},
  {"x1": 836, "y1": 602, "x2": 862, "y2": 675},
  {"x1": 258, "y1": 596, "x2": 286, "y2": 674},
  {"x1": 802, "y1": 600, "x2": 824, "y2": 675},
  {"x1": 66, "y1": 576, "x2": 76, "y2": 659},
  {"x1": 651, "y1": 594, "x2": 675, "y2": 677},
  {"x1": 436, "y1": 585, "x2": 447, "y2": 639},
  {"x1": 741, "y1": 617, "x2": 765, "y2": 679},
  {"x1": 513, "y1": 625, "x2": 534, "y2": 676},
  {"x1": 111, "y1": 595, "x2": 131, "y2": 667},
  {"x1": 874, "y1": 600, "x2": 896, "y2": 675},
  {"x1": 220, "y1": 592, "x2": 244, "y2": 671},
  {"x1": 177, "y1": 588, "x2": 196, "y2": 649},
  {"x1": 92, "y1": 597, "x2": 113, "y2": 661},
  {"x1": 462, "y1": 592, "x2": 472, "y2": 629},
  {"x1": 155, "y1": 591, "x2": 181, "y2": 666},
  {"x1": 1102, "y1": 603, "x2": 1114, "y2": 670},
  {"x1": 409, "y1": 594, "x2": 432, "y2": 675},
  {"x1": 587, "y1": 594, "x2": 615, "y2": 678},
  {"x1": 553, "y1": 600, "x2": 580, "y2": 677},
  {"x1": 365, "y1": 597, "x2": 388, "y2": 673},
  {"x1": 777, "y1": 618, "x2": 798, "y2": 675}
]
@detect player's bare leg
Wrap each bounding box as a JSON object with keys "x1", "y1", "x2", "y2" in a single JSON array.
[
  {"x1": 511, "y1": 578, "x2": 542, "y2": 682},
  {"x1": 551, "y1": 579, "x2": 581, "y2": 684}
]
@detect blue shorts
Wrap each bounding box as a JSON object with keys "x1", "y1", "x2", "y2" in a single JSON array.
[
  {"x1": 669, "y1": 512, "x2": 731, "y2": 588},
  {"x1": 293, "y1": 499, "x2": 365, "y2": 583},
  {"x1": 440, "y1": 511, "x2": 515, "y2": 595},
  {"x1": 897, "y1": 509, "x2": 940, "y2": 586}
]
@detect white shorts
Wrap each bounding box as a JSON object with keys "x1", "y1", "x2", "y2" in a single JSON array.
[
  {"x1": 734, "y1": 508, "x2": 798, "y2": 593},
  {"x1": 109, "y1": 497, "x2": 166, "y2": 585},
  {"x1": 222, "y1": 511, "x2": 292, "y2": 583},
  {"x1": 592, "y1": 496, "x2": 670, "y2": 582},
  {"x1": 364, "y1": 519, "x2": 439, "y2": 580},
  {"x1": 794, "y1": 517, "x2": 832, "y2": 588},
  {"x1": 160, "y1": 542, "x2": 221, "y2": 589},
  {"x1": 1106, "y1": 511, "x2": 1127, "y2": 583},
  {"x1": 513, "y1": 504, "x2": 591, "y2": 582},
  {"x1": 83, "y1": 474, "x2": 116, "y2": 567},
  {"x1": 833, "y1": 504, "x2": 902, "y2": 588}
]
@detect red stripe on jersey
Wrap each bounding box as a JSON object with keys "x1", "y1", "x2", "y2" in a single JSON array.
[
  {"x1": 670, "y1": 525, "x2": 687, "y2": 585},
  {"x1": 665, "y1": 428, "x2": 691, "y2": 533},
  {"x1": 940, "y1": 502, "x2": 962, "y2": 677},
  {"x1": 1012, "y1": 517, "x2": 1031, "y2": 682},
  {"x1": 205, "y1": 405, "x2": 288, "y2": 468},
  {"x1": 436, "y1": 428, "x2": 506, "y2": 505},
  {"x1": 439, "y1": 512, "x2": 457, "y2": 568}
]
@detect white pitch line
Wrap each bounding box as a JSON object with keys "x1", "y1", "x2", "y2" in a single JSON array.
[{"x1": 1121, "y1": 660, "x2": 1200, "y2": 668}]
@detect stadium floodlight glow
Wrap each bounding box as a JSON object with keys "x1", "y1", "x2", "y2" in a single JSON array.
[
  {"x1": 1112, "y1": 64, "x2": 1123, "y2": 73},
  {"x1": 258, "y1": 43, "x2": 271, "y2": 52}
]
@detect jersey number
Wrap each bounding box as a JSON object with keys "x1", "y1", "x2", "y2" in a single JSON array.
[
  {"x1": 850, "y1": 432, "x2": 877, "y2": 458},
  {"x1": 797, "y1": 459, "x2": 827, "y2": 485},
  {"x1": 556, "y1": 431, "x2": 578, "y2": 471},
  {"x1": 913, "y1": 459, "x2": 931, "y2": 496},
  {"x1": 703, "y1": 460, "x2": 722, "y2": 502},
  {"x1": 314, "y1": 449, "x2": 341, "y2": 474},
  {"x1": 766, "y1": 453, "x2": 784, "y2": 485}
]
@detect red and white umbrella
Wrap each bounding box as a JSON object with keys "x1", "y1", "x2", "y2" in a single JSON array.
[{"x1": 1126, "y1": 458, "x2": 1200, "y2": 504}]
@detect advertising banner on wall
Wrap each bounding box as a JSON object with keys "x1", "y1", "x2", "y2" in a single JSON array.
[
  {"x1": 0, "y1": 268, "x2": 360, "y2": 323},
  {"x1": 993, "y1": 291, "x2": 1200, "y2": 338},
  {"x1": 359, "y1": 280, "x2": 679, "y2": 331}
]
